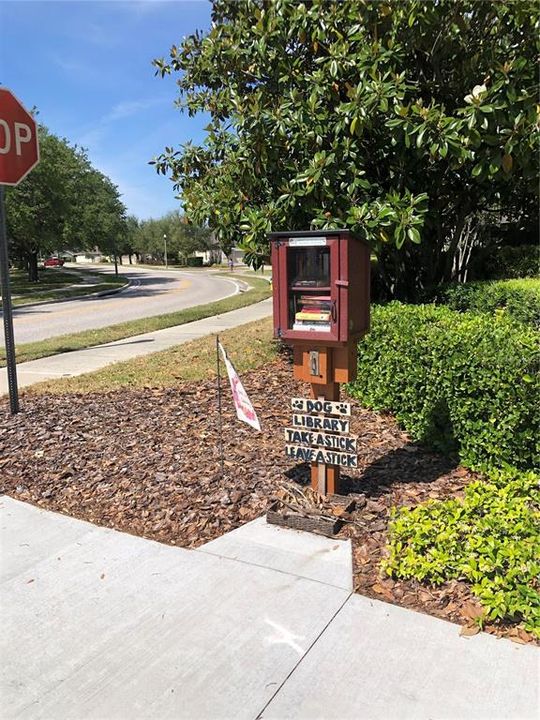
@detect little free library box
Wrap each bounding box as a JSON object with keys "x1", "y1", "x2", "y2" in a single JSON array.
[{"x1": 269, "y1": 230, "x2": 371, "y2": 497}]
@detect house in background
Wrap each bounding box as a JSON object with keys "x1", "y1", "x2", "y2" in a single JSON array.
[
  {"x1": 61, "y1": 250, "x2": 105, "y2": 264},
  {"x1": 193, "y1": 246, "x2": 245, "y2": 265}
]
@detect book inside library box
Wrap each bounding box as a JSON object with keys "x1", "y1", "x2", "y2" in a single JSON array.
[{"x1": 287, "y1": 246, "x2": 333, "y2": 332}]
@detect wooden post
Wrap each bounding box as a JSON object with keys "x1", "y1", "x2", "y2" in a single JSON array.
[{"x1": 310, "y1": 380, "x2": 341, "y2": 495}]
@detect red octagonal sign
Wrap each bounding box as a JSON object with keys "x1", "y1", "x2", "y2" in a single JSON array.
[{"x1": 0, "y1": 88, "x2": 40, "y2": 186}]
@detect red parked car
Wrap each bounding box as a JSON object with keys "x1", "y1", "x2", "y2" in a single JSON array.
[{"x1": 43, "y1": 257, "x2": 65, "y2": 267}]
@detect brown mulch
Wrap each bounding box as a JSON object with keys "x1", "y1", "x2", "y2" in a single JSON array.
[{"x1": 0, "y1": 355, "x2": 533, "y2": 644}]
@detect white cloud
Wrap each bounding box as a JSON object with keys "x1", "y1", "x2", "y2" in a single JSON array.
[
  {"x1": 105, "y1": 96, "x2": 169, "y2": 122},
  {"x1": 77, "y1": 127, "x2": 107, "y2": 149},
  {"x1": 73, "y1": 96, "x2": 170, "y2": 152}
]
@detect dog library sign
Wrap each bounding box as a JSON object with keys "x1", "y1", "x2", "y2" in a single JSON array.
[{"x1": 285, "y1": 397, "x2": 358, "y2": 470}]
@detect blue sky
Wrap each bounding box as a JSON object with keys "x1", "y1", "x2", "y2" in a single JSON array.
[{"x1": 1, "y1": 0, "x2": 212, "y2": 219}]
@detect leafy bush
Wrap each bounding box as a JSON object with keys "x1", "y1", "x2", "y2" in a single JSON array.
[
  {"x1": 350, "y1": 303, "x2": 539, "y2": 468},
  {"x1": 428, "y1": 278, "x2": 540, "y2": 328},
  {"x1": 384, "y1": 468, "x2": 540, "y2": 636},
  {"x1": 484, "y1": 244, "x2": 539, "y2": 280}
]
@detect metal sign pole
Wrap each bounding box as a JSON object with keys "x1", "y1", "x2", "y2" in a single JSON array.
[
  {"x1": 0, "y1": 185, "x2": 19, "y2": 414},
  {"x1": 215, "y1": 335, "x2": 225, "y2": 477}
]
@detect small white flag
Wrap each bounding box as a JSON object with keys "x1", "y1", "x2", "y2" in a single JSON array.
[{"x1": 218, "y1": 341, "x2": 261, "y2": 432}]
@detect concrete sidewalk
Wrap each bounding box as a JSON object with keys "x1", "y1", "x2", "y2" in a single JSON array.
[
  {"x1": 2, "y1": 496, "x2": 538, "y2": 720},
  {"x1": 0, "y1": 298, "x2": 272, "y2": 395}
]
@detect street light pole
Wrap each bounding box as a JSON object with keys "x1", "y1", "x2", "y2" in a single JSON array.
[{"x1": 163, "y1": 234, "x2": 168, "y2": 269}]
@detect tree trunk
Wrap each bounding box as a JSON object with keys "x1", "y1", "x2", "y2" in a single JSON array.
[{"x1": 27, "y1": 251, "x2": 39, "y2": 282}]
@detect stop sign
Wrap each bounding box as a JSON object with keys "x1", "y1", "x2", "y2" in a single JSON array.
[{"x1": 0, "y1": 89, "x2": 40, "y2": 186}]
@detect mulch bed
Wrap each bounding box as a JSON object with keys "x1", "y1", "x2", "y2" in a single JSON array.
[{"x1": 0, "y1": 354, "x2": 534, "y2": 644}]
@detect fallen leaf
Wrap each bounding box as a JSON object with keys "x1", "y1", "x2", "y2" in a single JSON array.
[
  {"x1": 510, "y1": 635, "x2": 527, "y2": 645},
  {"x1": 460, "y1": 602, "x2": 484, "y2": 621},
  {"x1": 460, "y1": 625, "x2": 480, "y2": 637}
]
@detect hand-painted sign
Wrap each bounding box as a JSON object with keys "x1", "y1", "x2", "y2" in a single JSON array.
[
  {"x1": 292, "y1": 413, "x2": 350, "y2": 433},
  {"x1": 286, "y1": 444, "x2": 358, "y2": 468},
  {"x1": 219, "y1": 341, "x2": 261, "y2": 431},
  {"x1": 287, "y1": 397, "x2": 357, "y2": 470},
  {"x1": 291, "y1": 398, "x2": 351, "y2": 416},
  {"x1": 285, "y1": 428, "x2": 357, "y2": 452}
]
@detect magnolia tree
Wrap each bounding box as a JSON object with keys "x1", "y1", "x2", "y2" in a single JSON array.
[{"x1": 153, "y1": 0, "x2": 539, "y2": 299}]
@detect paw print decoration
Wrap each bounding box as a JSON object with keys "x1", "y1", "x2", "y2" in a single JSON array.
[{"x1": 290, "y1": 397, "x2": 351, "y2": 417}]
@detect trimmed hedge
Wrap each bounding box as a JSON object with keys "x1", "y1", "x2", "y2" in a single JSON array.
[
  {"x1": 384, "y1": 467, "x2": 540, "y2": 635},
  {"x1": 350, "y1": 303, "x2": 539, "y2": 469},
  {"x1": 428, "y1": 278, "x2": 540, "y2": 328}
]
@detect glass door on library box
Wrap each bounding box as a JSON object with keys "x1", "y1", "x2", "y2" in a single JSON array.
[{"x1": 272, "y1": 236, "x2": 341, "y2": 342}]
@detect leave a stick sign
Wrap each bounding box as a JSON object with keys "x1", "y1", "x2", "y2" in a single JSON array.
[
  {"x1": 286, "y1": 397, "x2": 358, "y2": 469},
  {"x1": 286, "y1": 444, "x2": 358, "y2": 468}
]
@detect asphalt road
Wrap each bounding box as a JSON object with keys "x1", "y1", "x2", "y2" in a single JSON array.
[{"x1": 1, "y1": 264, "x2": 240, "y2": 345}]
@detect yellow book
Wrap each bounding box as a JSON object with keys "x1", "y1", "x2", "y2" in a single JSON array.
[{"x1": 295, "y1": 312, "x2": 331, "y2": 321}]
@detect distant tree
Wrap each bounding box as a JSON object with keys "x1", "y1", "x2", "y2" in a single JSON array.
[
  {"x1": 74, "y1": 170, "x2": 126, "y2": 267},
  {"x1": 5, "y1": 125, "x2": 127, "y2": 280},
  {"x1": 134, "y1": 211, "x2": 212, "y2": 264},
  {"x1": 163, "y1": 210, "x2": 213, "y2": 261},
  {"x1": 153, "y1": 0, "x2": 539, "y2": 299},
  {"x1": 120, "y1": 214, "x2": 141, "y2": 264},
  {"x1": 135, "y1": 217, "x2": 168, "y2": 262},
  {"x1": 6, "y1": 127, "x2": 84, "y2": 280}
]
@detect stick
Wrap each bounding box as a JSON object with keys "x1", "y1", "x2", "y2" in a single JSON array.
[{"x1": 216, "y1": 335, "x2": 225, "y2": 478}]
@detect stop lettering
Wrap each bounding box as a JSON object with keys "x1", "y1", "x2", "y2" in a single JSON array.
[{"x1": 0, "y1": 89, "x2": 40, "y2": 186}]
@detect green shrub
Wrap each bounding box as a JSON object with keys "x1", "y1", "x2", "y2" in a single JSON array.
[
  {"x1": 428, "y1": 278, "x2": 540, "y2": 328},
  {"x1": 484, "y1": 244, "x2": 539, "y2": 280},
  {"x1": 384, "y1": 467, "x2": 540, "y2": 636},
  {"x1": 350, "y1": 303, "x2": 539, "y2": 469},
  {"x1": 186, "y1": 256, "x2": 204, "y2": 267}
]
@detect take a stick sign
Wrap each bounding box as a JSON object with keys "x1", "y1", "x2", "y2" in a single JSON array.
[{"x1": 285, "y1": 397, "x2": 358, "y2": 468}]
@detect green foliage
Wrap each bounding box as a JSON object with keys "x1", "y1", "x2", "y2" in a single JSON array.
[
  {"x1": 349, "y1": 303, "x2": 539, "y2": 468},
  {"x1": 133, "y1": 211, "x2": 213, "y2": 263},
  {"x1": 484, "y1": 244, "x2": 539, "y2": 280},
  {"x1": 153, "y1": 0, "x2": 539, "y2": 295},
  {"x1": 427, "y1": 278, "x2": 540, "y2": 327},
  {"x1": 384, "y1": 468, "x2": 540, "y2": 635},
  {"x1": 6, "y1": 125, "x2": 127, "y2": 279},
  {"x1": 185, "y1": 256, "x2": 204, "y2": 267}
]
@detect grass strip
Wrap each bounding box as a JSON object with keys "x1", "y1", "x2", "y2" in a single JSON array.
[
  {"x1": 2, "y1": 275, "x2": 270, "y2": 368},
  {"x1": 11, "y1": 280, "x2": 127, "y2": 307},
  {"x1": 26, "y1": 316, "x2": 276, "y2": 395},
  {"x1": 4, "y1": 268, "x2": 128, "y2": 308},
  {"x1": 8, "y1": 268, "x2": 80, "y2": 295}
]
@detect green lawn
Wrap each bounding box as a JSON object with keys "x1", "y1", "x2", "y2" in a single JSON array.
[
  {"x1": 2, "y1": 274, "x2": 271, "y2": 368},
  {"x1": 28, "y1": 316, "x2": 276, "y2": 395},
  {"x1": 3, "y1": 267, "x2": 127, "y2": 308}
]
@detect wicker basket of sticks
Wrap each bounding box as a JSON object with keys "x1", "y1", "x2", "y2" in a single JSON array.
[{"x1": 267, "y1": 483, "x2": 356, "y2": 537}]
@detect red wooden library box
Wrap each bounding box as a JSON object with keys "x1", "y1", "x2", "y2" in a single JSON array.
[{"x1": 270, "y1": 229, "x2": 370, "y2": 346}]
